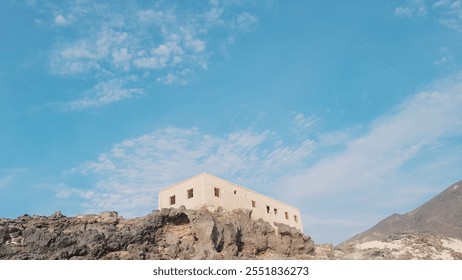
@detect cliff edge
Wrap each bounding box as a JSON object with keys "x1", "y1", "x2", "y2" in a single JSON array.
[{"x1": 0, "y1": 206, "x2": 315, "y2": 260}]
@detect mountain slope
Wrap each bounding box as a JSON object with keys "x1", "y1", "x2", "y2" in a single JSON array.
[
  {"x1": 330, "y1": 180, "x2": 462, "y2": 259},
  {"x1": 345, "y1": 180, "x2": 462, "y2": 243}
]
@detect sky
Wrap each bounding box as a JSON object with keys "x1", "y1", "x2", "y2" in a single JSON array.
[{"x1": 1, "y1": 0, "x2": 462, "y2": 244}]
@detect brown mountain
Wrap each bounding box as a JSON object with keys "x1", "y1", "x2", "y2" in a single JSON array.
[{"x1": 345, "y1": 180, "x2": 462, "y2": 244}]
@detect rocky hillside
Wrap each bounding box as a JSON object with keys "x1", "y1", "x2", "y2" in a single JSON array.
[
  {"x1": 331, "y1": 180, "x2": 462, "y2": 260},
  {"x1": 0, "y1": 206, "x2": 315, "y2": 260},
  {"x1": 2, "y1": 180, "x2": 462, "y2": 260},
  {"x1": 345, "y1": 180, "x2": 462, "y2": 244},
  {"x1": 332, "y1": 232, "x2": 462, "y2": 260}
]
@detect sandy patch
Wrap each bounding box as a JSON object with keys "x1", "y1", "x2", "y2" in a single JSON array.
[
  {"x1": 357, "y1": 240, "x2": 402, "y2": 250},
  {"x1": 442, "y1": 238, "x2": 462, "y2": 253}
]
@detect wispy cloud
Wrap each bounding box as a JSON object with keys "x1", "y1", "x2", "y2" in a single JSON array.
[
  {"x1": 394, "y1": 0, "x2": 428, "y2": 17},
  {"x1": 0, "y1": 175, "x2": 14, "y2": 190},
  {"x1": 275, "y1": 80, "x2": 462, "y2": 243},
  {"x1": 54, "y1": 14, "x2": 67, "y2": 26},
  {"x1": 0, "y1": 168, "x2": 27, "y2": 189},
  {"x1": 434, "y1": 46, "x2": 454, "y2": 65},
  {"x1": 61, "y1": 127, "x2": 314, "y2": 216},
  {"x1": 317, "y1": 130, "x2": 350, "y2": 147},
  {"x1": 57, "y1": 77, "x2": 462, "y2": 242},
  {"x1": 281, "y1": 78, "x2": 462, "y2": 201},
  {"x1": 292, "y1": 112, "x2": 318, "y2": 131},
  {"x1": 397, "y1": 0, "x2": 462, "y2": 32},
  {"x1": 40, "y1": 1, "x2": 261, "y2": 109},
  {"x1": 433, "y1": 0, "x2": 462, "y2": 31},
  {"x1": 394, "y1": 6, "x2": 416, "y2": 17},
  {"x1": 61, "y1": 76, "x2": 143, "y2": 110},
  {"x1": 234, "y1": 12, "x2": 259, "y2": 32}
]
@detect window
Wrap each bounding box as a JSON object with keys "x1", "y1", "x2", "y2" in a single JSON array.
[
  {"x1": 285, "y1": 212, "x2": 289, "y2": 220},
  {"x1": 251, "y1": 200, "x2": 257, "y2": 208},
  {"x1": 187, "y1": 188, "x2": 194, "y2": 199},
  {"x1": 214, "y1": 187, "x2": 220, "y2": 197},
  {"x1": 169, "y1": 195, "x2": 176, "y2": 205},
  {"x1": 294, "y1": 215, "x2": 298, "y2": 223},
  {"x1": 234, "y1": 190, "x2": 237, "y2": 195},
  {"x1": 266, "y1": 205, "x2": 270, "y2": 214},
  {"x1": 274, "y1": 208, "x2": 278, "y2": 215}
]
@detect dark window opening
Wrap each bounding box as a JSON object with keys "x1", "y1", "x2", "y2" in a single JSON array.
[
  {"x1": 294, "y1": 215, "x2": 298, "y2": 223},
  {"x1": 187, "y1": 188, "x2": 194, "y2": 199},
  {"x1": 214, "y1": 187, "x2": 220, "y2": 197},
  {"x1": 266, "y1": 206, "x2": 270, "y2": 214},
  {"x1": 234, "y1": 190, "x2": 237, "y2": 195},
  {"x1": 285, "y1": 212, "x2": 289, "y2": 219},
  {"x1": 274, "y1": 208, "x2": 278, "y2": 215},
  {"x1": 169, "y1": 195, "x2": 176, "y2": 205},
  {"x1": 251, "y1": 200, "x2": 257, "y2": 208}
]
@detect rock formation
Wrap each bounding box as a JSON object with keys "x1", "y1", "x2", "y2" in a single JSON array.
[
  {"x1": 345, "y1": 180, "x2": 462, "y2": 244},
  {"x1": 333, "y1": 232, "x2": 462, "y2": 260},
  {"x1": 332, "y1": 180, "x2": 462, "y2": 260},
  {"x1": 0, "y1": 206, "x2": 315, "y2": 260},
  {"x1": 2, "y1": 179, "x2": 462, "y2": 260}
]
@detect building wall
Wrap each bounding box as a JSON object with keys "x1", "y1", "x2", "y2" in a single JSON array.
[{"x1": 158, "y1": 173, "x2": 303, "y2": 232}]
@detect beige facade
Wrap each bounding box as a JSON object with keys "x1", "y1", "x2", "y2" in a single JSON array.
[{"x1": 158, "y1": 173, "x2": 303, "y2": 232}]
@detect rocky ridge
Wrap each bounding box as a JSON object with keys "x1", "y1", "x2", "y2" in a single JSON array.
[
  {"x1": 330, "y1": 180, "x2": 462, "y2": 260},
  {"x1": 2, "y1": 180, "x2": 462, "y2": 260},
  {"x1": 345, "y1": 180, "x2": 462, "y2": 244},
  {"x1": 0, "y1": 206, "x2": 314, "y2": 260},
  {"x1": 331, "y1": 232, "x2": 462, "y2": 260}
]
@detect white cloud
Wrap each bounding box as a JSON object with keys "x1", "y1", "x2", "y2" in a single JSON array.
[
  {"x1": 62, "y1": 77, "x2": 143, "y2": 110},
  {"x1": 394, "y1": 0, "x2": 427, "y2": 17},
  {"x1": 57, "y1": 77, "x2": 462, "y2": 242},
  {"x1": 395, "y1": 0, "x2": 462, "y2": 31},
  {"x1": 281, "y1": 80, "x2": 462, "y2": 200},
  {"x1": 434, "y1": 46, "x2": 454, "y2": 65},
  {"x1": 157, "y1": 73, "x2": 177, "y2": 85},
  {"x1": 44, "y1": 1, "x2": 261, "y2": 108},
  {"x1": 54, "y1": 14, "x2": 67, "y2": 26},
  {"x1": 317, "y1": 130, "x2": 350, "y2": 146},
  {"x1": 293, "y1": 112, "x2": 318, "y2": 130},
  {"x1": 234, "y1": 12, "x2": 258, "y2": 32},
  {"x1": 185, "y1": 35, "x2": 206, "y2": 53},
  {"x1": 62, "y1": 127, "x2": 315, "y2": 216},
  {"x1": 51, "y1": 28, "x2": 130, "y2": 75},
  {"x1": 431, "y1": 0, "x2": 462, "y2": 31},
  {"x1": 0, "y1": 174, "x2": 14, "y2": 189},
  {"x1": 133, "y1": 41, "x2": 184, "y2": 69},
  {"x1": 0, "y1": 168, "x2": 27, "y2": 189},
  {"x1": 274, "y1": 78, "x2": 462, "y2": 243},
  {"x1": 451, "y1": 0, "x2": 462, "y2": 10},
  {"x1": 394, "y1": 6, "x2": 415, "y2": 17},
  {"x1": 112, "y1": 48, "x2": 132, "y2": 70},
  {"x1": 204, "y1": 1, "x2": 225, "y2": 25},
  {"x1": 137, "y1": 9, "x2": 176, "y2": 25},
  {"x1": 156, "y1": 68, "x2": 192, "y2": 85},
  {"x1": 433, "y1": 0, "x2": 451, "y2": 9}
]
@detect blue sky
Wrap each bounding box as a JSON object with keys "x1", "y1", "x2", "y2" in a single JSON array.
[{"x1": 1, "y1": 0, "x2": 462, "y2": 244}]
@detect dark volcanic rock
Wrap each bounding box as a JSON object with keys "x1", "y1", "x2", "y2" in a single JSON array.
[{"x1": 0, "y1": 207, "x2": 315, "y2": 260}]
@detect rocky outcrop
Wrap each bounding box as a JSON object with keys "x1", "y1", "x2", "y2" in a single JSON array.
[
  {"x1": 0, "y1": 207, "x2": 315, "y2": 260},
  {"x1": 331, "y1": 180, "x2": 462, "y2": 260},
  {"x1": 345, "y1": 180, "x2": 462, "y2": 244},
  {"x1": 334, "y1": 232, "x2": 462, "y2": 260}
]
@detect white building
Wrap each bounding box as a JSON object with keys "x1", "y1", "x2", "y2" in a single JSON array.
[{"x1": 158, "y1": 173, "x2": 303, "y2": 232}]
